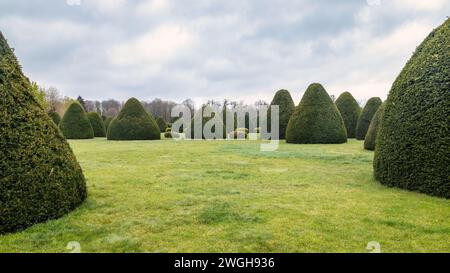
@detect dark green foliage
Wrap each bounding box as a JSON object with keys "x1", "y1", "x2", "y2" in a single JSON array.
[
  {"x1": 356, "y1": 97, "x2": 382, "y2": 140},
  {"x1": 48, "y1": 111, "x2": 61, "y2": 125},
  {"x1": 268, "y1": 89, "x2": 295, "y2": 139},
  {"x1": 185, "y1": 105, "x2": 226, "y2": 139},
  {"x1": 107, "y1": 98, "x2": 160, "y2": 140},
  {"x1": 364, "y1": 103, "x2": 385, "y2": 151},
  {"x1": 87, "y1": 112, "x2": 106, "y2": 137},
  {"x1": 156, "y1": 116, "x2": 167, "y2": 132},
  {"x1": 104, "y1": 117, "x2": 113, "y2": 130},
  {"x1": 0, "y1": 31, "x2": 87, "y2": 233},
  {"x1": 374, "y1": 19, "x2": 450, "y2": 198},
  {"x1": 335, "y1": 92, "x2": 361, "y2": 138},
  {"x1": 286, "y1": 83, "x2": 347, "y2": 144},
  {"x1": 59, "y1": 102, "x2": 94, "y2": 139}
]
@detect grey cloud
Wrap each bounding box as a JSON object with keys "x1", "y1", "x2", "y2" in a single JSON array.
[{"x1": 0, "y1": 0, "x2": 449, "y2": 104}]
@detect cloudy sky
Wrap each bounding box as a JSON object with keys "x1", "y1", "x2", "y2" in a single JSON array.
[{"x1": 0, "y1": 0, "x2": 448, "y2": 105}]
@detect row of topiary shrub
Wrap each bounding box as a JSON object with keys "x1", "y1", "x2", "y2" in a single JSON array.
[
  {"x1": 57, "y1": 98, "x2": 162, "y2": 141},
  {"x1": 0, "y1": 31, "x2": 87, "y2": 234}
]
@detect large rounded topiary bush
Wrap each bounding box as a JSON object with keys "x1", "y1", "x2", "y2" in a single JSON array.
[
  {"x1": 356, "y1": 97, "x2": 382, "y2": 140},
  {"x1": 335, "y1": 92, "x2": 361, "y2": 138},
  {"x1": 59, "y1": 102, "x2": 94, "y2": 139},
  {"x1": 185, "y1": 105, "x2": 226, "y2": 139},
  {"x1": 48, "y1": 111, "x2": 61, "y2": 125},
  {"x1": 286, "y1": 83, "x2": 347, "y2": 144},
  {"x1": 374, "y1": 19, "x2": 450, "y2": 198},
  {"x1": 268, "y1": 89, "x2": 295, "y2": 139},
  {"x1": 107, "y1": 98, "x2": 160, "y2": 140},
  {"x1": 364, "y1": 103, "x2": 385, "y2": 151},
  {"x1": 87, "y1": 112, "x2": 106, "y2": 137},
  {"x1": 0, "y1": 31, "x2": 87, "y2": 233}
]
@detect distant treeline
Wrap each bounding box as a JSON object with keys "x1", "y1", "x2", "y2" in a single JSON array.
[{"x1": 36, "y1": 86, "x2": 268, "y2": 122}]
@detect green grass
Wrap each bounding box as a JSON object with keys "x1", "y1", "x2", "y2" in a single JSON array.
[{"x1": 1, "y1": 139, "x2": 449, "y2": 253}]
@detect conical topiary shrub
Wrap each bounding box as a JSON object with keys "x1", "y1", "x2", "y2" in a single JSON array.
[
  {"x1": 185, "y1": 105, "x2": 226, "y2": 139},
  {"x1": 105, "y1": 117, "x2": 113, "y2": 130},
  {"x1": 364, "y1": 103, "x2": 385, "y2": 151},
  {"x1": 156, "y1": 116, "x2": 167, "y2": 132},
  {"x1": 356, "y1": 97, "x2": 382, "y2": 140},
  {"x1": 87, "y1": 112, "x2": 106, "y2": 137},
  {"x1": 335, "y1": 92, "x2": 361, "y2": 138},
  {"x1": 374, "y1": 19, "x2": 450, "y2": 198},
  {"x1": 107, "y1": 98, "x2": 160, "y2": 140},
  {"x1": 0, "y1": 31, "x2": 87, "y2": 233},
  {"x1": 286, "y1": 83, "x2": 347, "y2": 144},
  {"x1": 59, "y1": 102, "x2": 94, "y2": 139},
  {"x1": 48, "y1": 111, "x2": 61, "y2": 125},
  {"x1": 268, "y1": 89, "x2": 295, "y2": 139}
]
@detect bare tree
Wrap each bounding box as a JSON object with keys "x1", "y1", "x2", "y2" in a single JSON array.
[
  {"x1": 84, "y1": 100, "x2": 97, "y2": 113},
  {"x1": 101, "y1": 99, "x2": 122, "y2": 118},
  {"x1": 44, "y1": 87, "x2": 63, "y2": 113}
]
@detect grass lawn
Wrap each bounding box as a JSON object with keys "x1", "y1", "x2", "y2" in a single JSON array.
[{"x1": 1, "y1": 139, "x2": 449, "y2": 253}]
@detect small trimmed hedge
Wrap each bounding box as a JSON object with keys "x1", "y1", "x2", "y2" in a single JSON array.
[
  {"x1": 0, "y1": 31, "x2": 87, "y2": 233},
  {"x1": 59, "y1": 102, "x2": 94, "y2": 139},
  {"x1": 107, "y1": 98, "x2": 160, "y2": 140},
  {"x1": 156, "y1": 116, "x2": 167, "y2": 132},
  {"x1": 364, "y1": 103, "x2": 384, "y2": 151},
  {"x1": 268, "y1": 89, "x2": 295, "y2": 139},
  {"x1": 48, "y1": 111, "x2": 61, "y2": 125},
  {"x1": 374, "y1": 19, "x2": 450, "y2": 198},
  {"x1": 356, "y1": 97, "x2": 382, "y2": 140},
  {"x1": 286, "y1": 83, "x2": 347, "y2": 144},
  {"x1": 87, "y1": 112, "x2": 106, "y2": 137},
  {"x1": 335, "y1": 92, "x2": 361, "y2": 138}
]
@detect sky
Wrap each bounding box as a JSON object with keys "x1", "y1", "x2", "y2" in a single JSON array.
[{"x1": 0, "y1": 0, "x2": 449, "y2": 106}]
